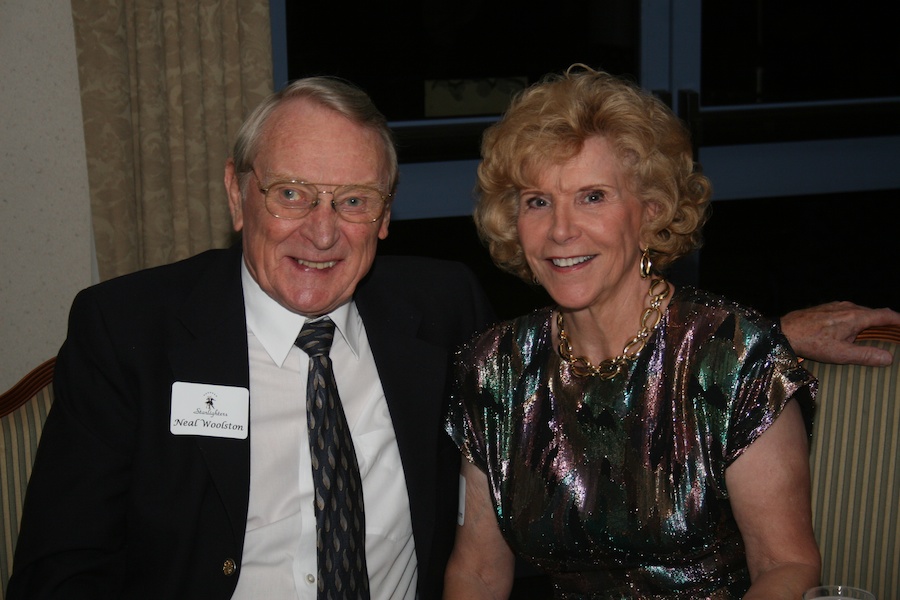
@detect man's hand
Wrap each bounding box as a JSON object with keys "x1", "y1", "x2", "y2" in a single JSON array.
[{"x1": 781, "y1": 301, "x2": 900, "y2": 366}]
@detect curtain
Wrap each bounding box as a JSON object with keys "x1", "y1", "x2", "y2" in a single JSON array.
[{"x1": 71, "y1": 0, "x2": 273, "y2": 280}]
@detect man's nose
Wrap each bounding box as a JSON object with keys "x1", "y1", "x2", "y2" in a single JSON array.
[{"x1": 299, "y1": 195, "x2": 340, "y2": 247}]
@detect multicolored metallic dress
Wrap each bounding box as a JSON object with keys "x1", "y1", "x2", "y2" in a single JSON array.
[{"x1": 445, "y1": 286, "x2": 816, "y2": 599}]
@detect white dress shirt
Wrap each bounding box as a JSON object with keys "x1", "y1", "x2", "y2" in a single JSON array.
[{"x1": 231, "y1": 262, "x2": 417, "y2": 599}]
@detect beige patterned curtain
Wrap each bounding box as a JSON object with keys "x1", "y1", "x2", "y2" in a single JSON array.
[{"x1": 71, "y1": 0, "x2": 273, "y2": 281}]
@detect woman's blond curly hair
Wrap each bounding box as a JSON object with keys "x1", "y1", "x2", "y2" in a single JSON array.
[{"x1": 474, "y1": 64, "x2": 711, "y2": 282}]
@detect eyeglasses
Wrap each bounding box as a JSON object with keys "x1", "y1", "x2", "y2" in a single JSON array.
[{"x1": 252, "y1": 171, "x2": 391, "y2": 224}]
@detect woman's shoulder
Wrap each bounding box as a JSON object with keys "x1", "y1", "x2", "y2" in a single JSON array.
[
  {"x1": 457, "y1": 306, "x2": 555, "y2": 362},
  {"x1": 671, "y1": 285, "x2": 779, "y2": 337}
]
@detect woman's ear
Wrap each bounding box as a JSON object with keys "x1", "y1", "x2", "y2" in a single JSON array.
[
  {"x1": 639, "y1": 200, "x2": 664, "y2": 248},
  {"x1": 643, "y1": 199, "x2": 662, "y2": 222}
]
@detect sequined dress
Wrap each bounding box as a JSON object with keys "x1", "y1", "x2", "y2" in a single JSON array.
[{"x1": 445, "y1": 287, "x2": 816, "y2": 599}]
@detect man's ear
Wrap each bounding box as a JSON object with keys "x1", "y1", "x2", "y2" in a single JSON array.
[
  {"x1": 378, "y1": 204, "x2": 391, "y2": 240},
  {"x1": 225, "y1": 159, "x2": 244, "y2": 232}
]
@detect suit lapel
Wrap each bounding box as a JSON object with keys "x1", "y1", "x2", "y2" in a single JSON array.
[
  {"x1": 355, "y1": 264, "x2": 451, "y2": 583},
  {"x1": 167, "y1": 245, "x2": 251, "y2": 552}
]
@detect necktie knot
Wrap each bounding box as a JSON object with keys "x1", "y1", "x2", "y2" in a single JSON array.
[{"x1": 296, "y1": 318, "x2": 335, "y2": 358}]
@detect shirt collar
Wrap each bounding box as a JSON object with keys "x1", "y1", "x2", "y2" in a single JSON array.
[{"x1": 241, "y1": 260, "x2": 362, "y2": 367}]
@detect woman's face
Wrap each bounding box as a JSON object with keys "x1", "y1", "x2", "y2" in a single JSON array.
[{"x1": 516, "y1": 136, "x2": 652, "y2": 313}]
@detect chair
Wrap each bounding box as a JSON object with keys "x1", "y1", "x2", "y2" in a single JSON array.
[
  {"x1": 0, "y1": 357, "x2": 56, "y2": 599},
  {"x1": 804, "y1": 325, "x2": 900, "y2": 599}
]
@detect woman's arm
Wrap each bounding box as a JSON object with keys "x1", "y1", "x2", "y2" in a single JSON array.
[
  {"x1": 443, "y1": 460, "x2": 516, "y2": 599},
  {"x1": 726, "y1": 400, "x2": 821, "y2": 599}
]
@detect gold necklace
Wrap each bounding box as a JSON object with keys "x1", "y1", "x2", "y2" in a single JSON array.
[{"x1": 557, "y1": 278, "x2": 670, "y2": 379}]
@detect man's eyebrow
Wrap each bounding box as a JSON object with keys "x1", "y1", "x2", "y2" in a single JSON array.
[{"x1": 262, "y1": 172, "x2": 380, "y2": 184}]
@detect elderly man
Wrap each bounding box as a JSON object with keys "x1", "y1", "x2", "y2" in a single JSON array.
[
  {"x1": 8, "y1": 77, "x2": 493, "y2": 600},
  {"x1": 8, "y1": 76, "x2": 899, "y2": 600}
]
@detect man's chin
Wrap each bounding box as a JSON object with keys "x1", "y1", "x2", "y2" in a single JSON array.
[{"x1": 281, "y1": 291, "x2": 352, "y2": 318}]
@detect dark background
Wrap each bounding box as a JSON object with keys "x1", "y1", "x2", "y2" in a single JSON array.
[
  {"x1": 286, "y1": 1, "x2": 900, "y2": 117},
  {"x1": 286, "y1": 1, "x2": 640, "y2": 122}
]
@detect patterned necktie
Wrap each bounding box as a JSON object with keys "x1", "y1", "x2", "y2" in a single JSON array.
[{"x1": 296, "y1": 318, "x2": 370, "y2": 599}]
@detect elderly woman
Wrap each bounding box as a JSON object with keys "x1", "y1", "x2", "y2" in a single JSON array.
[{"x1": 443, "y1": 65, "x2": 821, "y2": 599}]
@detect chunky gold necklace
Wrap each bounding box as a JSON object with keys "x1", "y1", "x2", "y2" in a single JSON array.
[{"x1": 557, "y1": 278, "x2": 670, "y2": 379}]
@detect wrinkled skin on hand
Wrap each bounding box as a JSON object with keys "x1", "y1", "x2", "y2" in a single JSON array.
[{"x1": 780, "y1": 301, "x2": 900, "y2": 366}]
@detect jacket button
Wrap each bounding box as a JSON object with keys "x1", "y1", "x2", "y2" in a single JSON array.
[{"x1": 223, "y1": 558, "x2": 236, "y2": 576}]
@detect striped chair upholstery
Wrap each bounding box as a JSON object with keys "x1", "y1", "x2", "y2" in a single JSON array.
[
  {"x1": 804, "y1": 326, "x2": 900, "y2": 600},
  {"x1": 0, "y1": 358, "x2": 55, "y2": 600}
]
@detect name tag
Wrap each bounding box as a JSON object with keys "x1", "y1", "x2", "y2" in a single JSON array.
[{"x1": 170, "y1": 381, "x2": 249, "y2": 439}]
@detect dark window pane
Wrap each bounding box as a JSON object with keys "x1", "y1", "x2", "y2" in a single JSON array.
[
  {"x1": 285, "y1": 0, "x2": 639, "y2": 121},
  {"x1": 702, "y1": 2, "x2": 900, "y2": 106}
]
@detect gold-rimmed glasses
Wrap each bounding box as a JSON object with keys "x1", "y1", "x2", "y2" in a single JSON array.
[{"x1": 252, "y1": 171, "x2": 391, "y2": 223}]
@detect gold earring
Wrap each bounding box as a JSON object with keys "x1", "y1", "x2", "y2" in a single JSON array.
[{"x1": 640, "y1": 247, "x2": 652, "y2": 279}]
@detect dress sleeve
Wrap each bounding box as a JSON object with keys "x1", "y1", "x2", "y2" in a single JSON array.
[
  {"x1": 444, "y1": 344, "x2": 492, "y2": 473},
  {"x1": 724, "y1": 318, "x2": 817, "y2": 465}
]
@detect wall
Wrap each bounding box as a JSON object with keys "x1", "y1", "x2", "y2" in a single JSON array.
[{"x1": 0, "y1": 0, "x2": 94, "y2": 391}]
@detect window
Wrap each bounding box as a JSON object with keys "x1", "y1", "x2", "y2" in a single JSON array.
[
  {"x1": 702, "y1": 2, "x2": 900, "y2": 106},
  {"x1": 280, "y1": 0, "x2": 640, "y2": 161}
]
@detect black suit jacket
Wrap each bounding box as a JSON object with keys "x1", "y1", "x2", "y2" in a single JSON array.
[{"x1": 8, "y1": 244, "x2": 494, "y2": 599}]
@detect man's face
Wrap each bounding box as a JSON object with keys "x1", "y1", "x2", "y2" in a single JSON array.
[{"x1": 226, "y1": 98, "x2": 391, "y2": 316}]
